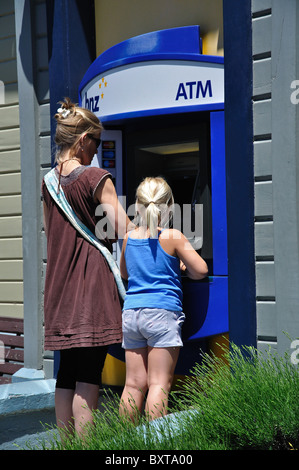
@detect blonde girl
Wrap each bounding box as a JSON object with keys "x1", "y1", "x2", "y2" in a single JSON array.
[{"x1": 119, "y1": 177, "x2": 208, "y2": 421}]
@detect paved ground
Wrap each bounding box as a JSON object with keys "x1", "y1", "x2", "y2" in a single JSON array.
[
  {"x1": 0, "y1": 408, "x2": 57, "y2": 450},
  {"x1": 0, "y1": 387, "x2": 122, "y2": 450}
]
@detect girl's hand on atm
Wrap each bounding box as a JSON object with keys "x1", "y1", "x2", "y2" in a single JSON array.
[{"x1": 180, "y1": 260, "x2": 187, "y2": 273}]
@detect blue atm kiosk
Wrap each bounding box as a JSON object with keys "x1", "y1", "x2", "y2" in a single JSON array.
[{"x1": 79, "y1": 26, "x2": 228, "y2": 383}]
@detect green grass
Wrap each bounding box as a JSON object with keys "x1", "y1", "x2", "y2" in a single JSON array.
[
  {"x1": 172, "y1": 343, "x2": 299, "y2": 450},
  {"x1": 30, "y1": 343, "x2": 299, "y2": 450}
]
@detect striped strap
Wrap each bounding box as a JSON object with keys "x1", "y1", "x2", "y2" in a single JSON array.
[{"x1": 44, "y1": 168, "x2": 126, "y2": 300}]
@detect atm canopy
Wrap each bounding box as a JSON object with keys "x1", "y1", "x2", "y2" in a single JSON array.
[{"x1": 79, "y1": 26, "x2": 224, "y2": 123}]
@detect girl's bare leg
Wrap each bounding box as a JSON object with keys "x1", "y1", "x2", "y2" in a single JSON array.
[
  {"x1": 120, "y1": 347, "x2": 148, "y2": 421},
  {"x1": 146, "y1": 346, "x2": 180, "y2": 420}
]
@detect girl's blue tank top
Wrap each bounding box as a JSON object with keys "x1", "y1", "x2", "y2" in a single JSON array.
[{"x1": 123, "y1": 233, "x2": 183, "y2": 311}]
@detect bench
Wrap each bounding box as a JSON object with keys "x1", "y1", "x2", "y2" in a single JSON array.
[{"x1": 0, "y1": 317, "x2": 24, "y2": 385}]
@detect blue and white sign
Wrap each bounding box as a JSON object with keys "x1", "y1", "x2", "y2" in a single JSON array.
[
  {"x1": 79, "y1": 26, "x2": 224, "y2": 122},
  {"x1": 81, "y1": 60, "x2": 223, "y2": 120}
]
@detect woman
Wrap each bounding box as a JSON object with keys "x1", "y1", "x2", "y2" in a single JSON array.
[{"x1": 42, "y1": 98, "x2": 132, "y2": 436}]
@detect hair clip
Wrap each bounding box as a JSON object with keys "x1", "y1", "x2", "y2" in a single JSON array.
[{"x1": 57, "y1": 107, "x2": 70, "y2": 118}]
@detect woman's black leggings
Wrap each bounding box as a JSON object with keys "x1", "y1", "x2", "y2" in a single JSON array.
[{"x1": 56, "y1": 346, "x2": 109, "y2": 390}]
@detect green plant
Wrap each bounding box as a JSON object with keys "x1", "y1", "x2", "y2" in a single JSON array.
[
  {"x1": 173, "y1": 343, "x2": 299, "y2": 450},
  {"x1": 29, "y1": 343, "x2": 299, "y2": 450}
]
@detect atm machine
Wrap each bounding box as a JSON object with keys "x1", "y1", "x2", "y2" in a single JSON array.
[{"x1": 79, "y1": 26, "x2": 228, "y2": 384}]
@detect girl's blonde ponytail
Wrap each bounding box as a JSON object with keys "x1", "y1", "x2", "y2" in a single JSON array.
[
  {"x1": 136, "y1": 177, "x2": 174, "y2": 238},
  {"x1": 146, "y1": 201, "x2": 160, "y2": 238}
]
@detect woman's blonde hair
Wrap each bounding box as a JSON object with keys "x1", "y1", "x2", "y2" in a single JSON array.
[
  {"x1": 54, "y1": 97, "x2": 103, "y2": 163},
  {"x1": 136, "y1": 177, "x2": 174, "y2": 238}
]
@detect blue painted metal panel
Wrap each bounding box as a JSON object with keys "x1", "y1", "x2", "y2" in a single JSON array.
[
  {"x1": 210, "y1": 111, "x2": 228, "y2": 275},
  {"x1": 182, "y1": 277, "x2": 228, "y2": 340},
  {"x1": 99, "y1": 103, "x2": 224, "y2": 124},
  {"x1": 175, "y1": 338, "x2": 207, "y2": 374},
  {"x1": 179, "y1": 112, "x2": 228, "y2": 342},
  {"x1": 223, "y1": 0, "x2": 256, "y2": 347}
]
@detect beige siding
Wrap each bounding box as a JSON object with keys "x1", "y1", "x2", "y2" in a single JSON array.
[
  {"x1": 252, "y1": 2, "x2": 277, "y2": 351},
  {"x1": 0, "y1": 0, "x2": 23, "y2": 319}
]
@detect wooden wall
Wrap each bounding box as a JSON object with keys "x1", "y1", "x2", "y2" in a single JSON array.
[
  {"x1": 14, "y1": 0, "x2": 51, "y2": 375},
  {"x1": 252, "y1": 0, "x2": 299, "y2": 355},
  {"x1": 252, "y1": 1, "x2": 275, "y2": 350},
  {"x1": 0, "y1": 0, "x2": 23, "y2": 319}
]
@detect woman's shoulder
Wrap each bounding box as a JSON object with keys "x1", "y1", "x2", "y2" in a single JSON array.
[
  {"x1": 83, "y1": 166, "x2": 112, "y2": 192},
  {"x1": 85, "y1": 166, "x2": 111, "y2": 179}
]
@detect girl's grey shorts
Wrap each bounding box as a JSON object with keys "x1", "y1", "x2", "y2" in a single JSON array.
[{"x1": 122, "y1": 308, "x2": 185, "y2": 349}]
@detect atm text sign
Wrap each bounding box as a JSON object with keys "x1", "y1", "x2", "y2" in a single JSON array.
[{"x1": 82, "y1": 60, "x2": 223, "y2": 119}]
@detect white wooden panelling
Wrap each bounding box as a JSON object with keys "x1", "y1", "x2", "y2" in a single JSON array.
[
  {"x1": 253, "y1": 100, "x2": 271, "y2": 136},
  {"x1": 254, "y1": 140, "x2": 272, "y2": 177},
  {"x1": 40, "y1": 135, "x2": 51, "y2": 165},
  {"x1": 0, "y1": 303, "x2": 23, "y2": 318},
  {"x1": 39, "y1": 103, "x2": 50, "y2": 134},
  {"x1": 257, "y1": 340, "x2": 277, "y2": 354},
  {"x1": 0, "y1": 104, "x2": 19, "y2": 128},
  {"x1": 253, "y1": 57, "x2": 271, "y2": 96},
  {"x1": 0, "y1": 194, "x2": 21, "y2": 216},
  {"x1": 255, "y1": 261, "x2": 275, "y2": 298},
  {"x1": 254, "y1": 181, "x2": 273, "y2": 217},
  {"x1": 0, "y1": 0, "x2": 50, "y2": 323},
  {"x1": 0, "y1": 281, "x2": 23, "y2": 302},
  {"x1": 0, "y1": 215, "x2": 22, "y2": 237},
  {"x1": 252, "y1": 2, "x2": 276, "y2": 351},
  {"x1": 255, "y1": 221, "x2": 274, "y2": 257},
  {"x1": 256, "y1": 301, "x2": 277, "y2": 337},
  {"x1": 271, "y1": 0, "x2": 299, "y2": 356},
  {"x1": 0, "y1": 172, "x2": 21, "y2": 194},
  {"x1": 252, "y1": 15, "x2": 272, "y2": 56},
  {"x1": 0, "y1": 260, "x2": 23, "y2": 280},
  {"x1": 0, "y1": 0, "x2": 22, "y2": 320},
  {"x1": 252, "y1": 0, "x2": 272, "y2": 13},
  {"x1": 0, "y1": 149, "x2": 20, "y2": 173},
  {"x1": 2, "y1": 84, "x2": 18, "y2": 104},
  {"x1": 0, "y1": 128, "x2": 20, "y2": 150},
  {"x1": 0, "y1": 238, "x2": 22, "y2": 259}
]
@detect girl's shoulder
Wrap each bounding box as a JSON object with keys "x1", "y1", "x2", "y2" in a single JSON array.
[
  {"x1": 159, "y1": 228, "x2": 184, "y2": 241},
  {"x1": 158, "y1": 228, "x2": 185, "y2": 258}
]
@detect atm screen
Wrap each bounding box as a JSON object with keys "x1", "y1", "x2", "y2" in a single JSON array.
[{"x1": 125, "y1": 117, "x2": 213, "y2": 271}]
